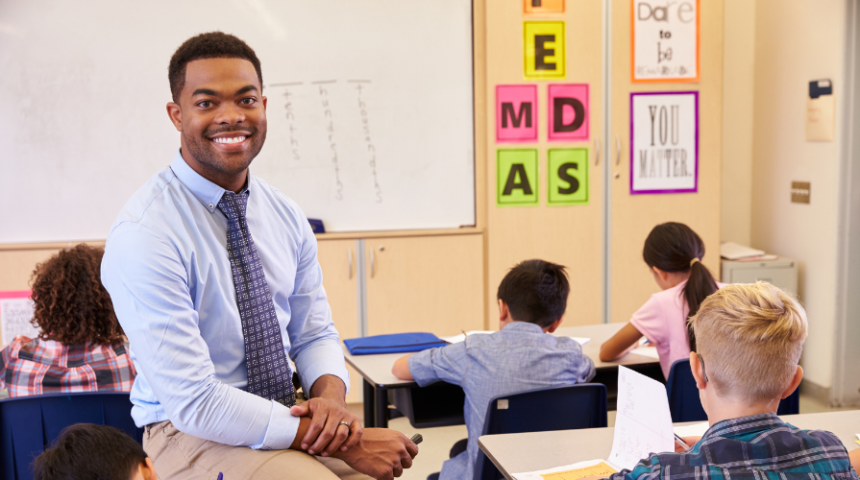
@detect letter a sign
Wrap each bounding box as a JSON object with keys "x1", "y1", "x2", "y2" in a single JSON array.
[
  {"x1": 496, "y1": 85, "x2": 538, "y2": 142},
  {"x1": 524, "y1": 22, "x2": 565, "y2": 80},
  {"x1": 497, "y1": 149, "x2": 539, "y2": 206}
]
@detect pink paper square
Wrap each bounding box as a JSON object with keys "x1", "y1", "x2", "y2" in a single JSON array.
[
  {"x1": 548, "y1": 84, "x2": 589, "y2": 141},
  {"x1": 496, "y1": 85, "x2": 538, "y2": 143}
]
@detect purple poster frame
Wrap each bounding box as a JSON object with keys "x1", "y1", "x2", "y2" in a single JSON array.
[{"x1": 629, "y1": 91, "x2": 699, "y2": 195}]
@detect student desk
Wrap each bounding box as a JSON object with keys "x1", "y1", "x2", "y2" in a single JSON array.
[
  {"x1": 344, "y1": 323, "x2": 662, "y2": 428},
  {"x1": 477, "y1": 410, "x2": 860, "y2": 480}
]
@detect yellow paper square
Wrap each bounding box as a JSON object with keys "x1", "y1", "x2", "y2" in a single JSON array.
[{"x1": 524, "y1": 21, "x2": 566, "y2": 79}]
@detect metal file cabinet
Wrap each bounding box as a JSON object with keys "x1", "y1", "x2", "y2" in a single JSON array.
[{"x1": 721, "y1": 258, "x2": 798, "y2": 298}]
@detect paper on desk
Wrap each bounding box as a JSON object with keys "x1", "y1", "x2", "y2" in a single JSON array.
[
  {"x1": 608, "y1": 366, "x2": 675, "y2": 470},
  {"x1": 673, "y1": 422, "x2": 709, "y2": 438},
  {"x1": 0, "y1": 295, "x2": 39, "y2": 347},
  {"x1": 629, "y1": 346, "x2": 660, "y2": 359},
  {"x1": 512, "y1": 458, "x2": 618, "y2": 480}
]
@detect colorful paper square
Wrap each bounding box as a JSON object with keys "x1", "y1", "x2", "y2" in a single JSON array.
[
  {"x1": 548, "y1": 84, "x2": 589, "y2": 141},
  {"x1": 524, "y1": 22, "x2": 565, "y2": 80},
  {"x1": 548, "y1": 148, "x2": 588, "y2": 205},
  {"x1": 496, "y1": 85, "x2": 538, "y2": 143},
  {"x1": 497, "y1": 149, "x2": 539, "y2": 206}
]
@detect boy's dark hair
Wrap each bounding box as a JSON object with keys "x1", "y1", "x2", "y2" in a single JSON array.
[
  {"x1": 497, "y1": 260, "x2": 570, "y2": 327},
  {"x1": 32, "y1": 424, "x2": 147, "y2": 480},
  {"x1": 168, "y1": 31, "x2": 263, "y2": 102}
]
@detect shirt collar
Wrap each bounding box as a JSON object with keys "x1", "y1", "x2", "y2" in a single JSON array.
[
  {"x1": 501, "y1": 321, "x2": 546, "y2": 334},
  {"x1": 702, "y1": 413, "x2": 785, "y2": 440},
  {"x1": 170, "y1": 150, "x2": 251, "y2": 214}
]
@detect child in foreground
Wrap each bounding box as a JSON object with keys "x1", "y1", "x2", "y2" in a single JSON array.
[
  {"x1": 604, "y1": 282, "x2": 857, "y2": 480},
  {"x1": 392, "y1": 259, "x2": 596, "y2": 480},
  {"x1": 33, "y1": 423, "x2": 158, "y2": 480}
]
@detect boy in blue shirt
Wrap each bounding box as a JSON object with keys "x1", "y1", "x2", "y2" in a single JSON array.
[
  {"x1": 392, "y1": 259, "x2": 596, "y2": 480},
  {"x1": 606, "y1": 282, "x2": 857, "y2": 480}
]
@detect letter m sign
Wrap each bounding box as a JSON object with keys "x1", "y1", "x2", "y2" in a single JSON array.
[{"x1": 496, "y1": 84, "x2": 538, "y2": 142}]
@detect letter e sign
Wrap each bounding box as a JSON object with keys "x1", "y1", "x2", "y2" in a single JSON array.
[
  {"x1": 497, "y1": 149, "x2": 539, "y2": 206},
  {"x1": 548, "y1": 84, "x2": 589, "y2": 141},
  {"x1": 524, "y1": 22, "x2": 565, "y2": 79},
  {"x1": 496, "y1": 85, "x2": 538, "y2": 143}
]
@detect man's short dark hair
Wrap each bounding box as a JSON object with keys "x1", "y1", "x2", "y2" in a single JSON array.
[
  {"x1": 33, "y1": 424, "x2": 147, "y2": 480},
  {"x1": 497, "y1": 259, "x2": 570, "y2": 327},
  {"x1": 168, "y1": 31, "x2": 263, "y2": 102}
]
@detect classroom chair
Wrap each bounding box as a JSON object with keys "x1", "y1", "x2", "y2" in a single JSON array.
[
  {"x1": 474, "y1": 384, "x2": 608, "y2": 480},
  {"x1": 390, "y1": 382, "x2": 466, "y2": 428},
  {"x1": 665, "y1": 358, "x2": 800, "y2": 423},
  {"x1": 0, "y1": 391, "x2": 143, "y2": 480}
]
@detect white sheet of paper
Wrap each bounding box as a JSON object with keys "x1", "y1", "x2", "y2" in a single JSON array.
[
  {"x1": 0, "y1": 298, "x2": 39, "y2": 346},
  {"x1": 673, "y1": 422, "x2": 709, "y2": 438},
  {"x1": 630, "y1": 346, "x2": 660, "y2": 359},
  {"x1": 608, "y1": 366, "x2": 675, "y2": 470},
  {"x1": 512, "y1": 458, "x2": 619, "y2": 480}
]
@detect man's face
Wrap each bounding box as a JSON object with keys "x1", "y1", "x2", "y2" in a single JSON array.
[{"x1": 169, "y1": 58, "x2": 267, "y2": 178}]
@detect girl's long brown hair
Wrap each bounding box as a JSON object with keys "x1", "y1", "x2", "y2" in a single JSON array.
[
  {"x1": 29, "y1": 244, "x2": 124, "y2": 346},
  {"x1": 643, "y1": 222, "x2": 718, "y2": 352}
]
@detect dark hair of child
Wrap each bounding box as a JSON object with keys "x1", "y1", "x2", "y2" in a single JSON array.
[{"x1": 497, "y1": 259, "x2": 570, "y2": 327}]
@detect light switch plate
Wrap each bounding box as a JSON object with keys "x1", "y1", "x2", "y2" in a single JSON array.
[{"x1": 791, "y1": 181, "x2": 811, "y2": 204}]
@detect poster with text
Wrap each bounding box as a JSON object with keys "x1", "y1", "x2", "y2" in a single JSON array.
[
  {"x1": 630, "y1": 92, "x2": 698, "y2": 194},
  {"x1": 0, "y1": 290, "x2": 38, "y2": 347},
  {"x1": 632, "y1": 0, "x2": 699, "y2": 82}
]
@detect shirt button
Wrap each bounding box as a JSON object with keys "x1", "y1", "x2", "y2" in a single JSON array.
[{"x1": 209, "y1": 204, "x2": 214, "y2": 209}]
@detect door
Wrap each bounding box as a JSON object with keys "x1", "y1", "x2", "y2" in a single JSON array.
[
  {"x1": 316, "y1": 238, "x2": 362, "y2": 403},
  {"x1": 608, "y1": 0, "x2": 724, "y2": 323},
  {"x1": 364, "y1": 235, "x2": 485, "y2": 336},
  {"x1": 486, "y1": 0, "x2": 606, "y2": 326}
]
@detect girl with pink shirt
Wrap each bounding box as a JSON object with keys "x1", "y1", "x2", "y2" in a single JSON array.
[{"x1": 599, "y1": 222, "x2": 724, "y2": 379}]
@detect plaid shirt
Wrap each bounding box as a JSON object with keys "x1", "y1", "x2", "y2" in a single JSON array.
[
  {"x1": 0, "y1": 336, "x2": 136, "y2": 397},
  {"x1": 610, "y1": 413, "x2": 858, "y2": 480}
]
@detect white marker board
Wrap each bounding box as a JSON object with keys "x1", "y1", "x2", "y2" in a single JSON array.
[{"x1": 0, "y1": 0, "x2": 476, "y2": 243}]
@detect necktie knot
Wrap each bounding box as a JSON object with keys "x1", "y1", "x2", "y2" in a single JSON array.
[{"x1": 218, "y1": 191, "x2": 249, "y2": 220}]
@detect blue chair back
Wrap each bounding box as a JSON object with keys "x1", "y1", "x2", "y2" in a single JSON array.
[
  {"x1": 666, "y1": 359, "x2": 801, "y2": 423},
  {"x1": 475, "y1": 384, "x2": 607, "y2": 480},
  {"x1": 0, "y1": 392, "x2": 142, "y2": 480}
]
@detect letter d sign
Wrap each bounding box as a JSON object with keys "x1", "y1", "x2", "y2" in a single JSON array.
[
  {"x1": 524, "y1": 22, "x2": 566, "y2": 79},
  {"x1": 549, "y1": 84, "x2": 589, "y2": 141}
]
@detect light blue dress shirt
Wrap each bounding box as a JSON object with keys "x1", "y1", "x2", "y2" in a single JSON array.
[
  {"x1": 408, "y1": 321, "x2": 596, "y2": 480},
  {"x1": 101, "y1": 151, "x2": 349, "y2": 450}
]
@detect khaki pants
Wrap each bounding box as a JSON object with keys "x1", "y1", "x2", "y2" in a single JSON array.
[{"x1": 144, "y1": 421, "x2": 372, "y2": 480}]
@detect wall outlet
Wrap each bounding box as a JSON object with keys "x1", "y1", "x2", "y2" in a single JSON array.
[{"x1": 791, "y1": 181, "x2": 811, "y2": 204}]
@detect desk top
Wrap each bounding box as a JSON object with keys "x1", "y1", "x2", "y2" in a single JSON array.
[
  {"x1": 343, "y1": 323, "x2": 660, "y2": 388},
  {"x1": 478, "y1": 410, "x2": 860, "y2": 479}
]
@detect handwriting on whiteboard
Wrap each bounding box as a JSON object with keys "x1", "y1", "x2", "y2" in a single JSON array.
[{"x1": 1, "y1": 298, "x2": 40, "y2": 347}]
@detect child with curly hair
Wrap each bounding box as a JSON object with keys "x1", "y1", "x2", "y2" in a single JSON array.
[{"x1": 0, "y1": 244, "x2": 136, "y2": 397}]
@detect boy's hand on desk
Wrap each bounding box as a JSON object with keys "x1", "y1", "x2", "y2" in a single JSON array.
[
  {"x1": 290, "y1": 397, "x2": 362, "y2": 456},
  {"x1": 675, "y1": 436, "x2": 702, "y2": 453},
  {"x1": 332, "y1": 428, "x2": 419, "y2": 480}
]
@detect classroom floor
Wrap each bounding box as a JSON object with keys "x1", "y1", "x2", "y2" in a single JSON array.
[{"x1": 348, "y1": 394, "x2": 859, "y2": 480}]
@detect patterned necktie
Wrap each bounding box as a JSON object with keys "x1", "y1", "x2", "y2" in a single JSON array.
[{"x1": 218, "y1": 190, "x2": 296, "y2": 407}]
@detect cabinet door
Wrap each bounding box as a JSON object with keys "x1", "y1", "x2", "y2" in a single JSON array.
[
  {"x1": 486, "y1": 0, "x2": 605, "y2": 326},
  {"x1": 364, "y1": 235, "x2": 484, "y2": 337},
  {"x1": 608, "y1": 0, "x2": 723, "y2": 323},
  {"x1": 316, "y1": 238, "x2": 362, "y2": 403}
]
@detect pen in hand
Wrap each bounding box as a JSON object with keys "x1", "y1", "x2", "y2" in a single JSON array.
[
  {"x1": 674, "y1": 434, "x2": 690, "y2": 450},
  {"x1": 410, "y1": 433, "x2": 423, "y2": 445}
]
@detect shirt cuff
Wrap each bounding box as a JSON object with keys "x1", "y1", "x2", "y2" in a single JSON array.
[
  {"x1": 253, "y1": 400, "x2": 300, "y2": 450},
  {"x1": 294, "y1": 341, "x2": 350, "y2": 395},
  {"x1": 407, "y1": 350, "x2": 438, "y2": 387}
]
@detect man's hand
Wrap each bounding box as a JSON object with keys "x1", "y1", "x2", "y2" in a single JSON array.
[
  {"x1": 332, "y1": 428, "x2": 419, "y2": 480},
  {"x1": 290, "y1": 397, "x2": 361, "y2": 456}
]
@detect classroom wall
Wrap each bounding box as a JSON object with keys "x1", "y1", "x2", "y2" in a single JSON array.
[
  {"x1": 721, "y1": 0, "x2": 756, "y2": 246},
  {"x1": 750, "y1": 0, "x2": 847, "y2": 392}
]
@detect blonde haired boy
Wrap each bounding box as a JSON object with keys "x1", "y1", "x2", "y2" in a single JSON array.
[{"x1": 606, "y1": 282, "x2": 857, "y2": 480}]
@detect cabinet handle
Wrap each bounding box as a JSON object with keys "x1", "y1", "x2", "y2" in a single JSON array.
[
  {"x1": 594, "y1": 138, "x2": 600, "y2": 166},
  {"x1": 615, "y1": 135, "x2": 622, "y2": 166},
  {"x1": 370, "y1": 248, "x2": 375, "y2": 279},
  {"x1": 348, "y1": 249, "x2": 353, "y2": 280}
]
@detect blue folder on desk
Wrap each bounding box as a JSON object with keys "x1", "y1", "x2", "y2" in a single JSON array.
[{"x1": 344, "y1": 333, "x2": 447, "y2": 355}]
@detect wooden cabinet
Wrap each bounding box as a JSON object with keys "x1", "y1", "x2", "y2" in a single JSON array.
[
  {"x1": 365, "y1": 234, "x2": 485, "y2": 337},
  {"x1": 607, "y1": 0, "x2": 724, "y2": 323},
  {"x1": 486, "y1": 0, "x2": 605, "y2": 326},
  {"x1": 316, "y1": 238, "x2": 362, "y2": 403}
]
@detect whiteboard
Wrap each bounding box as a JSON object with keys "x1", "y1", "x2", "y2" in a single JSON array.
[{"x1": 0, "y1": 0, "x2": 475, "y2": 243}]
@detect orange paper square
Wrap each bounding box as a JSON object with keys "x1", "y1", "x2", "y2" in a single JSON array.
[{"x1": 524, "y1": 0, "x2": 565, "y2": 15}]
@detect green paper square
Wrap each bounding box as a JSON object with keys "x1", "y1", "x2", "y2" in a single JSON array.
[
  {"x1": 497, "y1": 149, "x2": 539, "y2": 206},
  {"x1": 548, "y1": 148, "x2": 589, "y2": 205}
]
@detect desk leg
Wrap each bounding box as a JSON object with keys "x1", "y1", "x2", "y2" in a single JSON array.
[
  {"x1": 363, "y1": 380, "x2": 375, "y2": 427},
  {"x1": 375, "y1": 386, "x2": 388, "y2": 429}
]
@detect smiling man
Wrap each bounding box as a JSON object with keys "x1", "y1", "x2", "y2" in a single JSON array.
[{"x1": 101, "y1": 32, "x2": 417, "y2": 480}]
